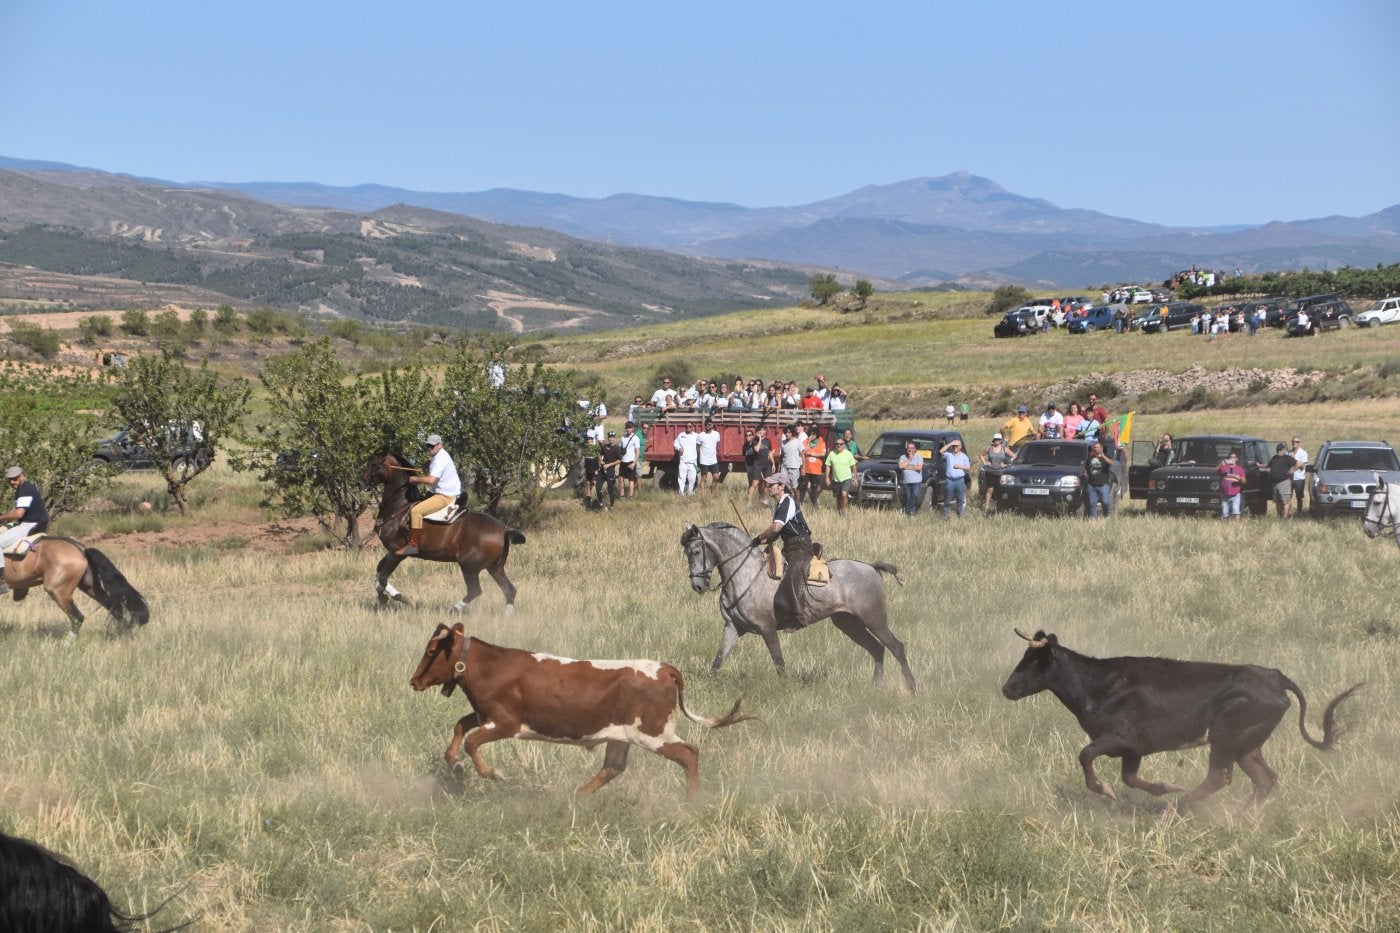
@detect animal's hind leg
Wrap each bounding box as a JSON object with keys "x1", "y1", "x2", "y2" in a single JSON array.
[
  {"x1": 578, "y1": 740, "x2": 630, "y2": 796},
  {"x1": 759, "y1": 629, "x2": 786, "y2": 673},
  {"x1": 656, "y1": 740, "x2": 701, "y2": 801},
  {"x1": 1120, "y1": 753, "x2": 1185, "y2": 796},
  {"x1": 830, "y1": 613, "x2": 887, "y2": 686},
  {"x1": 451, "y1": 565, "x2": 484, "y2": 614},
  {"x1": 485, "y1": 559, "x2": 517, "y2": 615},
  {"x1": 1178, "y1": 744, "x2": 1236, "y2": 809},
  {"x1": 861, "y1": 611, "x2": 917, "y2": 694},
  {"x1": 47, "y1": 591, "x2": 84, "y2": 639},
  {"x1": 1235, "y1": 747, "x2": 1278, "y2": 810}
]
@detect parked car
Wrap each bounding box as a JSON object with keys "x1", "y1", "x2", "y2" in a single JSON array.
[
  {"x1": 1128, "y1": 434, "x2": 1276, "y2": 516},
  {"x1": 93, "y1": 423, "x2": 210, "y2": 472},
  {"x1": 1307, "y1": 440, "x2": 1400, "y2": 517},
  {"x1": 993, "y1": 309, "x2": 1039, "y2": 338},
  {"x1": 1285, "y1": 298, "x2": 1353, "y2": 336},
  {"x1": 1137, "y1": 301, "x2": 1206, "y2": 333},
  {"x1": 1356, "y1": 297, "x2": 1400, "y2": 328},
  {"x1": 991, "y1": 438, "x2": 1122, "y2": 516},
  {"x1": 854, "y1": 429, "x2": 963, "y2": 512},
  {"x1": 1065, "y1": 305, "x2": 1121, "y2": 333}
]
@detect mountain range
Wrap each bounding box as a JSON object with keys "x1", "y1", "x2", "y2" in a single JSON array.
[{"x1": 1, "y1": 155, "x2": 1397, "y2": 332}]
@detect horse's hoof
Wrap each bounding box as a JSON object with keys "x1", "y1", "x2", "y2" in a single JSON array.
[
  {"x1": 64, "y1": 631, "x2": 79, "y2": 643},
  {"x1": 502, "y1": 605, "x2": 514, "y2": 618}
]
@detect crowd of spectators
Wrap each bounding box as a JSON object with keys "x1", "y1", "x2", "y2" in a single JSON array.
[{"x1": 632, "y1": 373, "x2": 850, "y2": 420}]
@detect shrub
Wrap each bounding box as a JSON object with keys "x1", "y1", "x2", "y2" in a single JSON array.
[
  {"x1": 986, "y1": 284, "x2": 1032, "y2": 317},
  {"x1": 120, "y1": 309, "x2": 150, "y2": 336},
  {"x1": 213, "y1": 305, "x2": 240, "y2": 333},
  {"x1": 1079, "y1": 377, "x2": 1120, "y2": 401},
  {"x1": 6, "y1": 320, "x2": 61, "y2": 359},
  {"x1": 77, "y1": 315, "x2": 113, "y2": 345}
]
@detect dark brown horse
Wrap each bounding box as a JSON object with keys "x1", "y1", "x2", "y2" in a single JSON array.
[
  {"x1": 1, "y1": 535, "x2": 149, "y2": 638},
  {"x1": 362, "y1": 451, "x2": 526, "y2": 613}
]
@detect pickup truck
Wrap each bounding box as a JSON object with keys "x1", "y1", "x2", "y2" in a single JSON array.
[
  {"x1": 1066, "y1": 305, "x2": 1121, "y2": 334},
  {"x1": 855, "y1": 429, "x2": 964, "y2": 512}
]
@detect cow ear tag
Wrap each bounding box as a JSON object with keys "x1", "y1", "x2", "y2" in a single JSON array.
[{"x1": 454, "y1": 661, "x2": 466, "y2": 674}]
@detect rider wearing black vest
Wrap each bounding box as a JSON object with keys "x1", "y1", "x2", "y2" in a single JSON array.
[
  {"x1": 0, "y1": 465, "x2": 50, "y2": 597},
  {"x1": 751, "y1": 472, "x2": 814, "y2": 627}
]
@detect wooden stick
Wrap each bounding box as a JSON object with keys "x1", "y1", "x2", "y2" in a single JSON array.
[{"x1": 729, "y1": 497, "x2": 751, "y2": 536}]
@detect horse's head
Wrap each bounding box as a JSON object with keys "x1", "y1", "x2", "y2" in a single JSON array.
[
  {"x1": 361, "y1": 450, "x2": 406, "y2": 488},
  {"x1": 1363, "y1": 476, "x2": 1395, "y2": 539},
  {"x1": 680, "y1": 523, "x2": 714, "y2": 594}
]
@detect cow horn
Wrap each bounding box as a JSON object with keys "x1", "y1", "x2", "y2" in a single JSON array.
[{"x1": 1014, "y1": 627, "x2": 1033, "y2": 641}]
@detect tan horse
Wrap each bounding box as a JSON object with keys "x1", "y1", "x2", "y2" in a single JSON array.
[
  {"x1": 1, "y1": 535, "x2": 149, "y2": 638},
  {"x1": 361, "y1": 451, "x2": 526, "y2": 613}
]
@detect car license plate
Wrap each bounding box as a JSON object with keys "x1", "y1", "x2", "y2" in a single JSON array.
[
  {"x1": 1176, "y1": 497, "x2": 1200, "y2": 504},
  {"x1": 1352, "y1": 500, "x2": 1365, "y2": 508},
  {"x1": 867, "y1": 492, "x2": 892, "y2": 501},
  {"x1": 1023, "y1": 488, "x2": 1050, "y2": 496}
]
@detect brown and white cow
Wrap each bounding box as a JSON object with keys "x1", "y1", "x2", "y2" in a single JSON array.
[{"x1": 410, "y1": 623, "x2": 757, "y2": 800}]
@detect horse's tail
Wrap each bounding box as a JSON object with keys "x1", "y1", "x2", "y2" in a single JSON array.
[
  {"x1": 871, "y1": 561, "x2": 904, "y2": 586},
  {"x1": 505, "y1": 528, "x2": 526, "y2": 546},
  {"x1": 85, "y1": 548, "x2": 150, "y2": 627}
]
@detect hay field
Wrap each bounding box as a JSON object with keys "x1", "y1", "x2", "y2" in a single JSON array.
[{"x1": 3, "y1": 403, "x2": 1400, "y2": 931}]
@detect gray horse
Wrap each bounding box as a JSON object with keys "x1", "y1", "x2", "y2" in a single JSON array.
[{"x1": 680, "y1": 522, "x2": 916, "y2": 692}]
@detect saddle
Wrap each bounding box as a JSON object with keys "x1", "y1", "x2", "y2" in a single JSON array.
[
  {"x1": 763, "y1": 543, "x2": 830, "y2": 586},
  {"x1": 422, "y1": 503, "x2": 467, "y2": 525},
  {"x1": 2, "y1": 532, "x2": 45, "y2": 558}
]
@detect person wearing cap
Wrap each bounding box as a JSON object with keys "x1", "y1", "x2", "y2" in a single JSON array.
[
  {"x1": 799, "y1": 387, "x2": 824, "y2": 411},
  {"x1": 751, "y1": 471, "x2": 815, "y2": 628},
  {"x1": 939, "y1": 438, "x2": 972, "y2": 518},
  {"x1": 596, "y1": 431, "x2": 623, "y2": 509},
  {"x1": 979, "y1": 433, "x2": 1016, "y2": 510},
  {"x1": 1001, "y1": 406, "x2": 1037, "y2": 446},
  {"x1": 1038, "y1": 403, "x2": 1064, "y2": 440},
  {"x1": 1260, "y1": 443, "x2": 1298, "y2": 518},
  {"x1": 398, "y1": 434, "x2": 463, "y2": 555},
  {"x1": 0, "y1": 466, "x2": 50, "y2": 595}
]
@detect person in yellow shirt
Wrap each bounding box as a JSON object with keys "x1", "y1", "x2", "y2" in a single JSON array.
[{"x1": 1001, "y1": 405, "x2": 1037, "y2": 446}]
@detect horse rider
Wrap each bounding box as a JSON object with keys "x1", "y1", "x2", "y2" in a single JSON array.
[
  {"x1": 0, "y1": 465, "x2": 50, "y2": 596},
  {"x1": 397, "y1": 434, "x2": 463, "y2": 556},
  {"x1": 749, "y1": 471, "x2": 814, "y2": 627}
]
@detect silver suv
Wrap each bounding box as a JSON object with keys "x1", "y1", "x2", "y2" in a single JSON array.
[{"x1": 1308, "y1": 440, "x2": 1400, "y2": 516}]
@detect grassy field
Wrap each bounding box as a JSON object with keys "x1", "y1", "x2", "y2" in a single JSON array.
[{"x1": 5, "y1": 315, "x2": 1400, "y2": 930}]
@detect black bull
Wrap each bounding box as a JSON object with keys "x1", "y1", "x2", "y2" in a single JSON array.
[{"x1": 1002, "y1": 629, "x2": 1362, "y2": 809}]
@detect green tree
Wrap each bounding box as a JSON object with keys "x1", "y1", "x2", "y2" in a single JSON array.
[
  {"x1": 213, "y1": 305, "x2": 240, "y2": 333},
  {"x1": 188, "y1": 308, "x2": 208, "y2": 332},
  {"x1": 5, "y1": 320, "x2": 61, "y2": 359},
  {"x1": 853, "y1": 279, "x2": 874, "y2": 309},
  {"x1": 986, "y1": 284, "x2": 1033, "y2": 316},
  {"x1": 0, "y1": 368, "x2": 116, "y2": 519},
  {"x1": 437, "y1": 339, "x2": 582, "y2": 515},
  {"x1": 77, "y1": 314, "x2": 113, "y2": 346},
  {"x1": 809, "y1": 273, "x2": 842, "y2": 306},
  {"x1": 231, "y1": 340, "x2": 429, "y2": 547},
  {"x1": 151, "y1": 310, "x2": 183, "y2": 340},
  {"x1": 120, "y1": 309, "x2": 150, "y2": 336},
  {"x1": 111, "y1": 353, "x2": 251, "y2": 515}
]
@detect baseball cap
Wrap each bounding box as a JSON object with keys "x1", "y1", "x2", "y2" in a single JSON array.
[
  {"x1": 3, "y1": 466, "x2": 21, "y2": 479},
  {"x1": 608, "y1": 431, "x2": 617, "y2": 437},
  {"x1": 992, "y1": 433, "x2": 1003, "y2": 440},
  {"x1": 1017, "y1": 405, "x2": 1028, "y2": 413},
  {"x1": 764, "y1": 473, "x2": 793, "y2": 488},
  {"x1": 1276, "y1": 443, "x2": 1286, "y2": 451},
  {"x1": 423, "y1": 434, "x2": 443, "y2": 447}
]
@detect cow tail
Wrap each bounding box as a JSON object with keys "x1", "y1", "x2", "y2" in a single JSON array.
[
  {"x1": 871, "y1": 561, "x2": 904, "y2": 586},
  {"x1": 674, "y1": 672, "x2": 760, "y2": 730},
  {"x1": 1285, "y1": 676, "x2": 1363, "y2": 751}
]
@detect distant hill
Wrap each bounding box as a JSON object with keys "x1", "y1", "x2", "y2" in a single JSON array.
[
  {"x1": 0, "y1": 169, "x2": 814, "y2": 332},
  {"x1": 3, "y1": 155, "x2": 1399, "y2": 293}
]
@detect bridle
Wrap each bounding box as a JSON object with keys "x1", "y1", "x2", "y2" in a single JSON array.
[
  {"x1": 1363, "y1": 479, "x2": 1400, "y2": 539},
  {"x1": 683, "y1": 525, "x2": 755, "y2": 593}
]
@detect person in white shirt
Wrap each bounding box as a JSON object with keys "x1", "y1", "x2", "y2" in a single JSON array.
[
  {"x1": 696, "y1": 421, "x2": 722, "y2": 494},
  {"x1": 780, "y1": 425, "x2": 804, "y2": 488},
  {"x1": 679, "y1": 381, "x2": 702, "y2": 409},
  {"x1": 674, "y1": 424, "x2": 700, "y2": 496},
  {"x1": 1289, "y1": 436, "x2": 1309, "y2": 516},
  {"x1": 399, "y1": 434, "x2": 463, "y2": 555},
  {"x1": 619, "y1": 420, "x2": 642, "y2": 497},
  {"x1": 488, "y1": 353, "x2": 506, "y2": 389},
  {"x1": 650, "y1": 378, "x2": 677, "y2": 410},
  {"x1": 1038, "y1": 403, "x2": 1065, "y2": 439}
]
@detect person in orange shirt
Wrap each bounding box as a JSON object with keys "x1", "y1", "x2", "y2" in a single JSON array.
[{"x1": 799, "y1": 427, "x2": 827, "y2": 509}]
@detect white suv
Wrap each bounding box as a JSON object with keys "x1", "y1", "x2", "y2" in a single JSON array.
[{"x1": 1357, "y1": 296, "x2": 1400, "y2": 328}]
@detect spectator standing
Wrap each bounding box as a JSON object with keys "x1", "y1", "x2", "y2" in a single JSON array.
[
  {"x1": 841, "y1": 427, "x2": 863, "y2": 460},
  {"x1": 744, "y1": 428, "x2": 775, "y2": 506},
  {"x1": 1084, "y1": 441, "x2": 1116, "y2": 520},
  {"x1": 828, "y1": 385, "x2": 848, "y2": 410},
  {"x1": 1063, "y1": 403, "x2": 1086, "y2": 440},
  {"x1": 1218, "y1": 450, "x2": 1246, "y2": 521},
  {"x1": 800, "y1": 430, "x2": 827, "y2": 509},
  {"x1": 813, "y1": 375, "x2": 830, "y2": 406},
  {"x1": 825, "y1": 435, "x2": 858, "y2": 514},
  {"x1": 619, "y1": 421, "x2": 642, "y2": 498},
  {"x1": 1038, "y1": 403, "x2": 1064, "y2": 439},
  {"x1": 582, "y1": 436, "x2": 601, "y2": 502},
  {"x1": 940, "y1": 437, "x2": 972, "y2": 518},
  {"x1": 1260, "y1": 443, "x2": 1298, "y2": 518},
  {"x1": 780, "y1": 425, "x2": 803, "y2": 488},
  {"x1": 959, "y1": 401, "x2": 970, "y2": 423},
  {"x1": 596, "y1": 432, "x2": 622, "y2": 509},
  {"x1": 898, "y1": 440, "x2": 924, "y2": 517},
  {"x1": 945, "y1": 403, "x2": 956, "y2": 426},
  {"x1": 800, "y1": 387, "x2": 824, "y2": 411},
  {"x1": 1151, "y1": 433, "x2": 1176, "y2": 467},
  {"x1": 696, "y1": 420, "x2": 721, "y2": 494},
  {"x1": 673, "y1": 423, "x2": 699, "y2": 496},
  {"x1": 1085, "y1": 394, "x2": 1108, "y2": 426},
  {"x1": 1002, "y1": 406, "x2": 1037, "y2": 446},
  {"x1": 650, "y1": 378, "x2": 677, "y2": 410},
  {"x1": 1290, "y1": 436, "x2": 1309, "y2": 516},
  {"x1": 979, "y1": 433, "x2": 1016, "y2": 509}
]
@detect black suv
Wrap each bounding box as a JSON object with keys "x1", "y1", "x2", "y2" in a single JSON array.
[
  {"x1": 991, "y1": 438, "x2": 1122, "y2": 515},
  {"x1": 1285, "y1": 298, "x2": 1353, "y2": 336},
  {"x1": 993, "y1": 310, "x2": 1038, "y2": 338},
  {"x1": 855, "y1": 429, "x2": 963, "y2": 511},
  {"x1": 1137, "y1": 301, "x2": 1206, "y2": 333},
  {"x1": 93, "y1": 425, "x2": 210, "y2": 472},
  {"x1": 1128, "y1": 434, "x2": 1276, "y2": 516}
]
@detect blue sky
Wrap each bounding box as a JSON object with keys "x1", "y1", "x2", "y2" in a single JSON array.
[{"x1": 2, "y1": 0, "x2": 1396, "y2": 227}]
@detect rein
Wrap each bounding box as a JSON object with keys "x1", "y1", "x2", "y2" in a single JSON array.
[
  {"x1": 687, "y1": 527, "x2": 753, "y2": 589},
  {"x1": 1364, "y1": 485, "x2": 1400, "y2": 536}
]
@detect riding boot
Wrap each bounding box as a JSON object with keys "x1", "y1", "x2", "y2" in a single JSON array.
[{"x1": 397, "y1": 527, "x2": 421, "y2": 556}]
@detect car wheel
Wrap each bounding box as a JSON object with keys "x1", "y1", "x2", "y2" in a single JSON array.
[
  {"x1": 1367, "y1": 319, "x2": 1380, "y2": 328},
  {"x1": 1337, "y1": 315, "x2": 1352, "y2": 330},
  {"x1": 1085, "y1": 324, "x2": 1096, "y2": 333}
]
